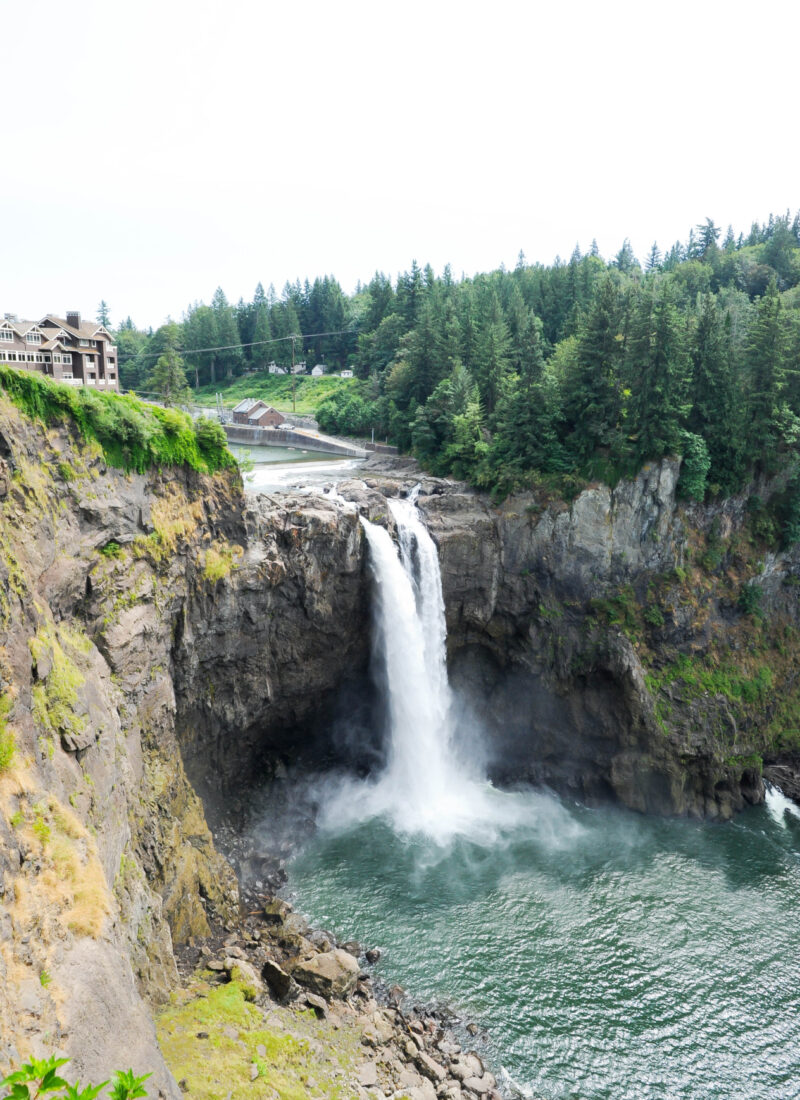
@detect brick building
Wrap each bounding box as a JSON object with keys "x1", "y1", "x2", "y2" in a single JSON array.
[{"x1": 232, "y1": 398, "x2": 284, "y2": 428}]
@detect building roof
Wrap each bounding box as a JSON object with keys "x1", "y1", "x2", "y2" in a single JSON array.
[
  {"x1": 0, "y1": 319, "x2": 44, "y2": 338},
  {"x1": 40, "y1": 316, "x2": 112, "y2": 341},
  {"x1": 232, "y1": 398, "x2": 267, "y2": 414}
]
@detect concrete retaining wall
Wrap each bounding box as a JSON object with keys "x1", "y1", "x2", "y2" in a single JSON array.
[{"x1": 224, "y1": 424, "x2": 366, "y2": 458}]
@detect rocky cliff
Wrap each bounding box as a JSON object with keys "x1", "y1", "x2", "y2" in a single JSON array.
[
  {"x1": 1, "y1": 398, "x2": 799, "y2": 1091},
  {"x1": 0, "y1": 400, "x2": 369, "y2": 1092},
  {"x1": 414, "y1": 462, "x2": 799, "y2": 819}
]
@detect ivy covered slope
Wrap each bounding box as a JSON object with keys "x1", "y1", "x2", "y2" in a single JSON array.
[{"x1": 0, "y1": 366, "x2": 236, "y2": 476}]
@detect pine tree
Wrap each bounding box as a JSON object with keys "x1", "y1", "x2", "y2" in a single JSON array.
[
  {"x1": 627, "y1": 285, "x2": 689, "y2": 462},
  {"x1": 211, "y1": 287, "x2": 242, "y2": 379},
  {"x1": 492, "y1": 315, "x2": 566, "y2": 478},
  {"x1": 252, "y1": 303, "x2": 272, "y2": 369},
  {"x1": 688, "y1": 295, "x2": 744, "y2": 491},
  {"x1": 747, "y1": 280, "x2": 789, "y2": 465},
  {"x1": 645, "y1": 244, "x2": 662, "y2": 271},
  {"x1": 563, "y1": 277, "x2": 625, "y2": 461},
  {"x1": 148, "y1": 349, "x2": 191, "y2": 406},
  {"x1": 472, "y1": 289, "x2": 511, "y2": 417}
]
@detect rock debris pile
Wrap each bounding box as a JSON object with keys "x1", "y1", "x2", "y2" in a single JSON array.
[{"x1": 176, "y1": 896, "x2": 504, "y2": 1100}]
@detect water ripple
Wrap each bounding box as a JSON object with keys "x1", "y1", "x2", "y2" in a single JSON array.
[{"x1": 281, "y1": 794, "x2": 800, "y2": 1100}]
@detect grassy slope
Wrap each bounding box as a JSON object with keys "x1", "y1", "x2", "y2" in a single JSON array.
[
  {"x1": 191, "y1": 375, "x2": 360, "y2": 416},
  {"x1": 157, "y1": 980, "x2": 363, "y2": 1100}
]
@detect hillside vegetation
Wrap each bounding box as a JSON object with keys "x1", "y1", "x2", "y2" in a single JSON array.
[
  {"x1": 191, "y1": 373, "x2": 359, "y2": 416},
  {"x1": 116, "y1": 212, "x2": 800, "y2": 508}
]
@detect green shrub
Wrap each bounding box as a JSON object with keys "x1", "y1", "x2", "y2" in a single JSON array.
[
  {"x1": 100, "y1": 541, "x2": 123, "y2": 559},
  {"x1": 746, "y1": 494, "x2": 779, "y2": 546},
  {"x1": 677, "y1": 432, "x2": 711, "y2": 501},
  {"x1": 738, "y1": 583, "x2": 763, "y2": 617},
  {"x1": 0, "y1": 693, "x2": 14, "y2": 772},
  {"x1": 0, "y1": 1056, "x2": 150, "y2": 1099},
  {"x1": 643, "y1": 604, "x2": 665, "y2": 627}
]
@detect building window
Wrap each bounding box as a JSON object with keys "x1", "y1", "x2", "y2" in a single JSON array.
[
  {"x1": 0, "y1": 330, "x2": 13, "y2": 341},
  {"x1": 35, "y1": 354, "x2": 44, "y2": 363},
  {"x1": 27, "y1": 354, "x2": 34, "y2": 362},
  {"x1": 79, "y1": 339, "x2": 89, "y2": 347},
  {"x1": 26, "y1": 332, "x2": 42, "y2": 344}
]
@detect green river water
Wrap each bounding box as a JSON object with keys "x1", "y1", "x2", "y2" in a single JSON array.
[{"x1": 284, "y1": 786, "x2": 800, "y2": 1099}]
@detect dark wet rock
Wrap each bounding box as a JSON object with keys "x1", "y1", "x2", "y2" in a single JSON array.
[
  {"x1": 302, "y1": 991, "x2": 328, "y2": 1018},
  {"x1": 261, "y1": 958, "x2": 297, "y2": 1001},
  {"x1": 262, "y1": 898, "x2": 292, "y2": 925}
]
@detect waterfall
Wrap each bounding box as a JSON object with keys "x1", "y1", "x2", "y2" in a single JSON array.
[
  {"x1": 357, "y1": 494, "x2": 474, "y2": 829},
  {"x1": 314, "y1": 489, "x2": 552, "y2": 844}
]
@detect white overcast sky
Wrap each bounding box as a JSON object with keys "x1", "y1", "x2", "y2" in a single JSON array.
[{"x1": 2, "y1": 0, "x2": 797, "y2": 330}]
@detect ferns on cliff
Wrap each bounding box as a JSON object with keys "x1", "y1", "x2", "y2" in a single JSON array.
[{"x1": 0, "y1": 367, "x2": 236, "y2": 476}]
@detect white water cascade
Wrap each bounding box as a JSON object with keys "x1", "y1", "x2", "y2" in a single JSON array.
[
  {"x1": 321, "y1": 490, "x2": 573, "y2": 845},
  {"x1": 764, "y1": 781, "x2": 800, "y2": 825},
  {"x1": 358, "y1": 494, "x2": 473, "y2": 828}
]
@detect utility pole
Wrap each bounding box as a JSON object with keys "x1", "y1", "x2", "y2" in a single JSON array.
[{"x1": 291, "y1": 334, "x2": 297, "y2": 413}]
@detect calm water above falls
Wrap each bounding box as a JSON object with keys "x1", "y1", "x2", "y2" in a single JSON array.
[
  {"x1": 288, "y1": 789, "x2": 800, "y2": 1099},
  {"x1": 275, "y1": 498, "x2": 800, "y2": 1098}
]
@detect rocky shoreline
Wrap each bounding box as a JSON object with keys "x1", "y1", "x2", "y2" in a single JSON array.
[
  {"x1": 170, "y1": 892, "x2": 504, "y2": 1100},
  {"x1": 201, "y1": 805, "x2": 504, "y2": 1100}
]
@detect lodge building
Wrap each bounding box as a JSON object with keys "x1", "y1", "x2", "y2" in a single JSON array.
[{"x1": 0, "y1": 311, "x2": 119, "y2": 391}]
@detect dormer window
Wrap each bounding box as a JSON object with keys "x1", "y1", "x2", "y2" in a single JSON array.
[
  {"x1": 0, "y1": 329, "x2": 13, "y2": 342},
  {"x1": 26, "y1": 332, "x2": 42, "y2": 344}
]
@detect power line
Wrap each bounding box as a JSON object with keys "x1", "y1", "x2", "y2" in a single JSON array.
[{"x1": 118, "y1": 328, "x2": 357, "y2": 364}]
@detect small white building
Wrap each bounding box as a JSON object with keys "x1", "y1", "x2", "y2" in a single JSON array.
[
  {"x1": 311, "y1": 364, "x2": 325, "y2": 377},
  {"x1": 268, "y1": 361, "x2": 286, "y2": 375},
  {"x1": 291, "y1": 361, "x2": 306, "y2": 375},
  {"x1": 340, "y1": 369, "x2": 354, "y2": 378}
]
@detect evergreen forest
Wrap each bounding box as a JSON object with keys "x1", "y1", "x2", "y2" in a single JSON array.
[{"x1": 115, "y1": 212, "x2": 800, "y2": 507}]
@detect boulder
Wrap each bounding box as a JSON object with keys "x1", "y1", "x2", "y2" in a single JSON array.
[
  {"x1": 291, "y1": 948, "x2": 360, "y2": 999},
  {"x1": 261, "y1": 958, "x2": 297, "y2": 1001},
  {"x1": 415, "y1": 1051, "x2": 446, "y2": 1083},
  {"x1": 226, "y1": 959, "x2": 263, "y2": 1001}
]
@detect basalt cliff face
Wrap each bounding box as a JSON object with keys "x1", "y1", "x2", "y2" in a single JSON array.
[
  {"x1": 414, "y1": 462, "x2": 800, "y2": 820},
  {"x1": 0, "y1": 401, "x2": 798, "y2": 1089},
  {"x1": 0, "y1": 401, "x2": 368, "y2": 1093}
]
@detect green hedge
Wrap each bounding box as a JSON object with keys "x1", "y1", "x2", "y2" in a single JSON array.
[{"x1": 0, "y1": 367, "x2": 236, "y2": 475}]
